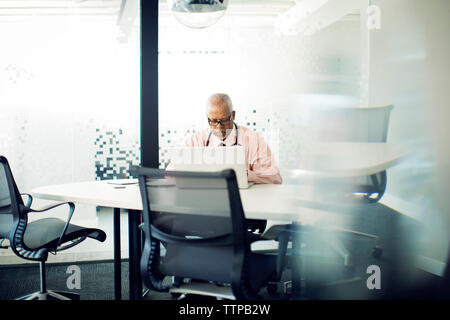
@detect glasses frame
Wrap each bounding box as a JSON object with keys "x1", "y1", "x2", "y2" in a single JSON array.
[{"x1": 207, "y1": 113, "x2": 233, "y2": 127}]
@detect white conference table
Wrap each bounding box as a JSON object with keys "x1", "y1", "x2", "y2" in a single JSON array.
[
  {"x1": 31, "y1": 181, "x2": 320, "y2": 300},
  {"x1": 32, "y1": 142, "x2": 408, "y2": 300},
  {"x1": 33, "y1": 142, "x2": 408, "y2": 214},
  {"x1": 32, "y1": 181, "x2": 317, "y2": 220},
  {"x1": 290, "y1": 142, "x2": 407, "y2": 178},
  {"x1": 31, "y1": 181, "x2": 346, "y2": 300}
]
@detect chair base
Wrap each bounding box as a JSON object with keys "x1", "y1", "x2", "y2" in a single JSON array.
[
  {"x1": 170, "y1": 282, "x2": 235, "y2": 300},
  {"x1": 17, "y1": 290, "x2": 80, "y2": 300}
]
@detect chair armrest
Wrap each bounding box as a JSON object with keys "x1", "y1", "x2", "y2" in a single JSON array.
[
  {"x1": 20, "y1": 193, "x2": 33, "y2": 207},
  {"x1": 23, "y1": 201, "x2": 76, "y2": 249},
  {"x1": 23, "y1": 201, "x2": 74, "y2": 213}
]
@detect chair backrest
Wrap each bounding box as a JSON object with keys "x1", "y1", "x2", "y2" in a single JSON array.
[
  {"x1": 305, "y1": 105, "x2": 394, "y2": 143},
  {"x1": 307, "y1": 106, "x2": 394, "y2": 202},
  {"x1": 0, "y1": 156, "x2": 23, "y2": 240},
  {"x1": 131, "y1": 166, "x2": 251, "y2": 298}
]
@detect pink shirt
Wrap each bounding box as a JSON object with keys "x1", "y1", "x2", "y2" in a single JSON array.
[{"x1": 168, "y1": 125, "x2": 282, "y2": 184}]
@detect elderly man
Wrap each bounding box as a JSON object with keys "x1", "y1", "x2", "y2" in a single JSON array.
[
  {"x1": 168, "y1": 93, "x2": 281, "y2": 233},
  {"x1": 182, "y1": 93, "x2": 282, "y2": 184}
]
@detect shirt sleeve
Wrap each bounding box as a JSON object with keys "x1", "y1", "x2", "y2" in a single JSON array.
[
  {"x1": 185, "y1": 132, "x2": 203, "y2": 147},
  {"x1": 247, "y1": 134, "x2": 282, "y2": 184}
]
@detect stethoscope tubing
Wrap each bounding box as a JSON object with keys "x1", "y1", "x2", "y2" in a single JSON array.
[{"x1": 205, "y1": 122, "x2": 240, "y2": 147}]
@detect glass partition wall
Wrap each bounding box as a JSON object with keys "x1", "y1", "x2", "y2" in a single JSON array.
[
  {"x1": 158, "y1": 0, "x2": 365, "y2": 177},
  {"x1": 0, "y1": 0, "x2": 140, "y2": 262},
  {"x1": 158, "y1": 0, "x2": 449, "y2": 299},
  {"x1": 158, "y1": 0, "x2": 372, "y2": 299},
  {"x1": 1, "y1": 0, "x2": 448, "y2": 295}
]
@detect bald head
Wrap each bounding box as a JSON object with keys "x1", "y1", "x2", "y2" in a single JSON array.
[
  {"x1": 206, "y1": 93, "x2": 236, "y2": 139},
  {"x1": 206, "y1": 93, "x2": 233, "y2": 114}
]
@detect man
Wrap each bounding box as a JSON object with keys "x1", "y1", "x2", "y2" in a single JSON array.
[
  {"x1": 181, "y1": 93, "x2": 282, "y2": 184},
  {"x1": 169, "y1": 93, "x2": 282, "y2": 233}
]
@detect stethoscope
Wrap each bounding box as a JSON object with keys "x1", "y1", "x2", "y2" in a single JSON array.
[{"x1": 206, "y1": 122, "x2": 240, "y2": 147}]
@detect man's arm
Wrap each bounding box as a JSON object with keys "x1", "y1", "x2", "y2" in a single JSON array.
[
  {"x1": 248, "y1": 169, "x2": 282, "y2": 184},
  {"x1": 247, "y1": 134, "x2": 282, "y2": 184}
]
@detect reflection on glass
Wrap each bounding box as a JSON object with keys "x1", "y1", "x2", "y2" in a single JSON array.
[
  {"x1": 0, "y1": 1, "x2": 140, "y2": 223},
  {"x1": 158, "y1": 0, "x2": 449, "y2": 299},
  {"x1": 167, "y1": 0, "x2": 229, "y2": 28}
]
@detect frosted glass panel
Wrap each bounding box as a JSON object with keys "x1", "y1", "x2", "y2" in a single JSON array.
[
  {"x1": 159, "y1": 2, "x2": 363, "y2": 179},
  {"x1": 0, "y1": 1, "x2": 140, "y2": 223},
  {"x1": 158, "y1": 1, "x2": 450, "y2": 294},
  {"x1": 368, "y1": 0, "x2": 450, "y2": 264}
]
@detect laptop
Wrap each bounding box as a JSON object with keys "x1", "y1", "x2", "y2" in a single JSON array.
[{"x1": 169, "y1": 146, "x2": 254, "y2": 189}]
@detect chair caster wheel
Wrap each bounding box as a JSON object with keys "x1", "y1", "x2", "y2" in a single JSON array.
[
  {"x1": 372, "y1": 246, "x2": 382, "y2": 258},
  {"x1": 267, "y1": 283, "x2": 278, "y2": 295}
]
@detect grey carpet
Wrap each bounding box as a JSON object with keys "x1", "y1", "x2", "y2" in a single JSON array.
[
  {"x1": 0, "y1": 259, "x2": 290, "y2": 300},
  {"x1": 0, "y1": 203, "x2": 441, "y2": 300}
]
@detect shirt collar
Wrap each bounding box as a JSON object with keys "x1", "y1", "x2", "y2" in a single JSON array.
[{"x1": 208, "y1": 123, "x2": 237, "y2": 147}]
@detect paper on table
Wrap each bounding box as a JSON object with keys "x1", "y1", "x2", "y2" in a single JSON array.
[
  {"x1": 107, "y1": 179, "x2": 175, "y2": 187},
  {"x1": 106, "y1": 179, "x2": 138, "y2": 185}
]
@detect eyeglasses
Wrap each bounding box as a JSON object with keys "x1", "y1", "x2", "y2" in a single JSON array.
[{"x1": 207, "y1": 114, "x2": 233, "y2": 126}]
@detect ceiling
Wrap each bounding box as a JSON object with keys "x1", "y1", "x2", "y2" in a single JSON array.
[
  {"x1": 0, "y1": 0, "x2": 360, "y2": 18},
  {"x1": 0, "y1": 0, "x2": 123, "y2": 20}
]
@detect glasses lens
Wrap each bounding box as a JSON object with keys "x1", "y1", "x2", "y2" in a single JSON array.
[{"x1": 208, "y1": 115, "x2": 232, "y2": 126}]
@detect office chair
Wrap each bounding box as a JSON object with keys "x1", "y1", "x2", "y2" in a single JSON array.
[
  {"x1": 0, "y1": 156, "x2": 107, "y2": 300},
  {"x1": 131, "y1": 166, "x2": 282, "y2": 300},
  {"x1": 329, "y1": 105, "x2": 393, "y2": 203},
  {"x1": 313, "y1": 104, "x2": 394, "y2": 240},
  {"x1": 320, "y1": 105, "x2": 395, "y2": 257},
  {"x1": 264, "y1": 106, "x2": 395, "y2": 296}
]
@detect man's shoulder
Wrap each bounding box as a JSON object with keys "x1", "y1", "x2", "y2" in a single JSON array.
[
  {"x1": 237, "y1": 125, "x2": 264, "y2": 139},
  {"x1": 189, "y1": 128, "x2": 207, "y2": 138},
  {"x1": 186, "y1": 128, "x2": 208, "y2": 146},
  {"x1": 237, "y1": 124, "x2": 255, "y2": 134}
]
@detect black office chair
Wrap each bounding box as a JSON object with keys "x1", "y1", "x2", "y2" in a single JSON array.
[
  {"x1": 262, "y1": 106, "x2": 396, "y2": 296},
  {"x1": 0, "y1": 156, "x2": 107, "y2": 300},
  {"x1": 314, "y1": 106, "x2": 395, "y2": 258},
  {"x1": 261, "y1": 176, "x2": 387, "y2": 296},
  {"x1": 131, "y1": 166, "x2": 282, "y2": 300}
]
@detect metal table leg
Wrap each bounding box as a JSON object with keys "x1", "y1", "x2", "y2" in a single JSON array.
[
  {"x1": 128, "y1": 209, "x2": 142, "y2": 300},
  {"x1": 291, "y1": 222, "x2": 303, "y2": 299},
  {"x1": 113, "y1": 207, "x2": 122, "y2": 300}
]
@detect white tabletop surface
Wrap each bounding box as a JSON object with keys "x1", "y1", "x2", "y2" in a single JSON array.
[
  {"x1": 290, "y1": 142, "x2": 407, "y2": 178},
  {"x1": 31, "y1": 180, "x2": 366, "y2": 225},
  {"x1": 32, "y1": 142, "x2": 407, "y2": 223}
]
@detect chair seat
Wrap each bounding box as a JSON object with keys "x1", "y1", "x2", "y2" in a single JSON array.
[
  {"x1": 23, "y1": 218, "x2": 106, "y2": 250},
  {"x1": 159, "y1": 242, "x2": 277, "y2": 293}
]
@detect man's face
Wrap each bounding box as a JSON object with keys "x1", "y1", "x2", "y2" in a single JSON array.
[{"x1": 206, "y1": 101, "x2": 235, "y2": 139}]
